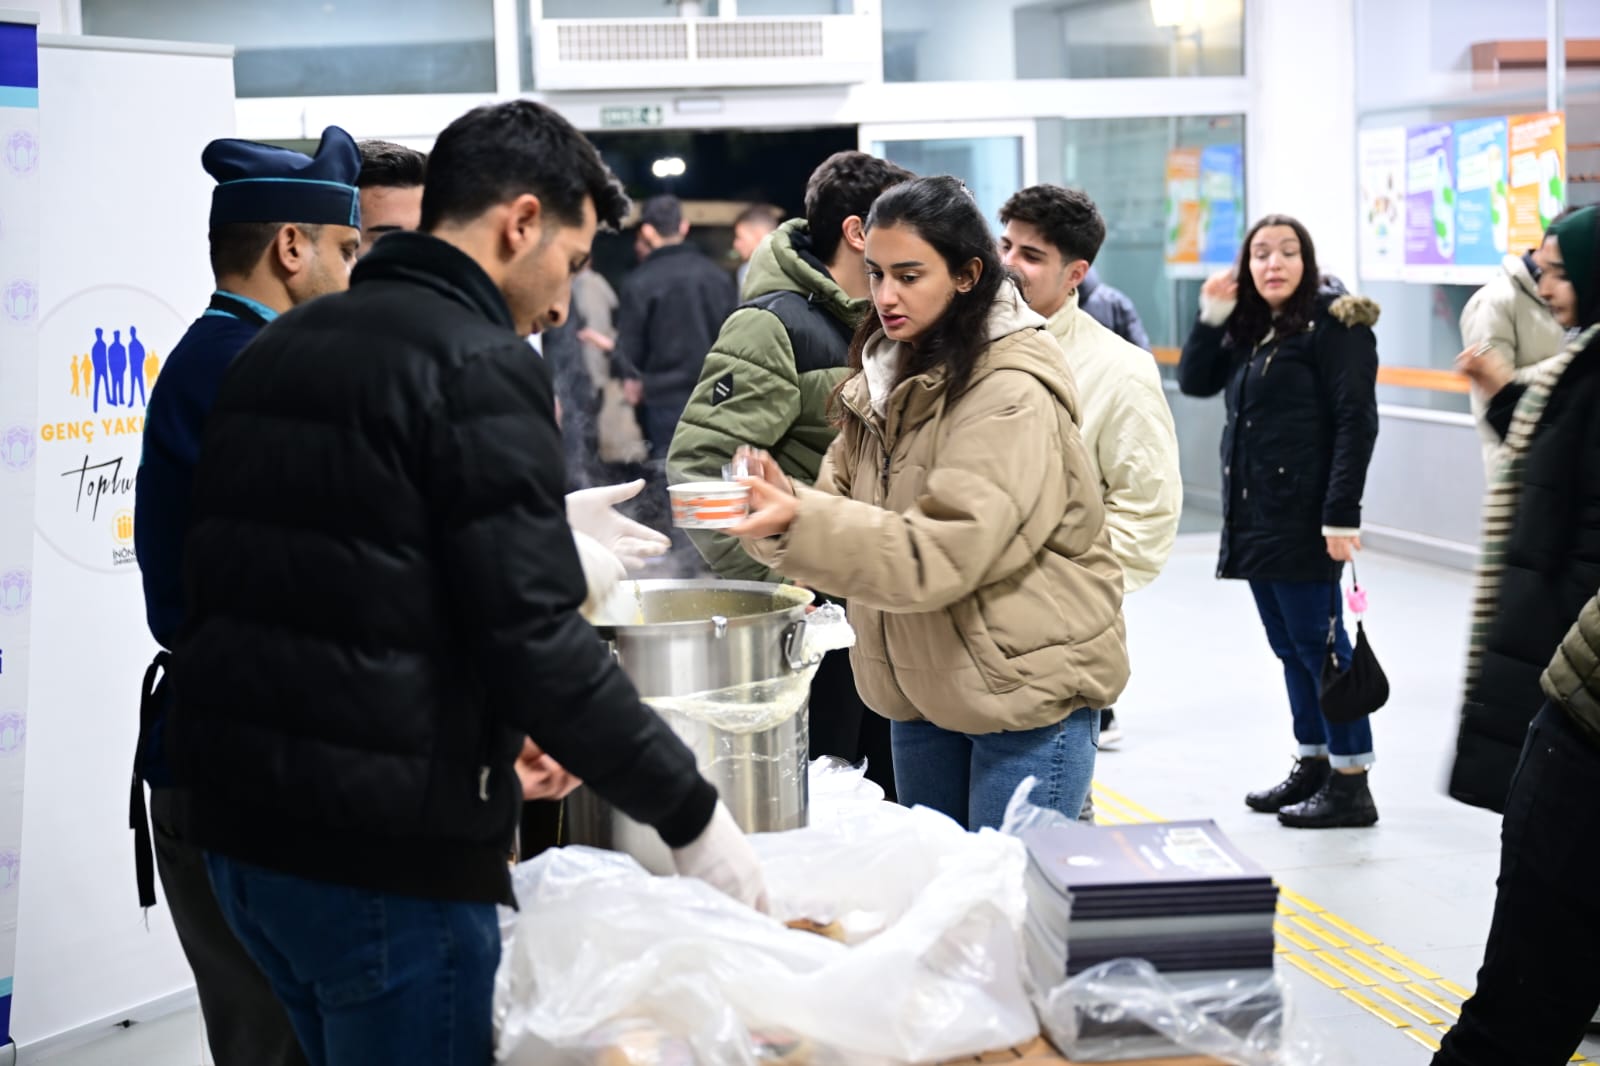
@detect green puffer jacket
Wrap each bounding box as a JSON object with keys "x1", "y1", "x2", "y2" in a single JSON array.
[
  {"x1": 1542, "y1": 591, "x2": 1600, "y2": 748},
  {"x1": 667, "y1": 218, "x2": 868, "y2": 581}
]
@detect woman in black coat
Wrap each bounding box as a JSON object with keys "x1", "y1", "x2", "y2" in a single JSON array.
[
  {"x1": 1432, "y1": 205, "x2": 1600, "y2": 1066},
  {"x1": 1178, "y1": 214, "x2": 1381, "y2": 829},
  {"x1": 1449, "y1": 205, "x2": 1600, "y2": 816}
]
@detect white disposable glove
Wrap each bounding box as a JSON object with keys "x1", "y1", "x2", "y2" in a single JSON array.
[
  {"x1": 566, "y1": 480, "x2": 671, "y2": 572},
  {"x1": 669, "y1": 801, "x2": 769, "y2": 913},
  {"x1": 572, "y1": 529, "x2": 627, "y2": 621}
]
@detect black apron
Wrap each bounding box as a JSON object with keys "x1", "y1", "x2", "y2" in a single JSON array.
[{"x1": 129, "y1": 292, "x2": 270, "y2": 909}]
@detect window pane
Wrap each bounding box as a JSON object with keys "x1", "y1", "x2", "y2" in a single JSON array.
[
  {"x1": 870, "y1": 136, "x2": 1024, "y2": 235},
  {"x1": 1351, "y1": 0, "x2": 1600, "y2": 412},
  {"x1": 884, "y1": 0, "x2": 1243, "y2": 83},
  {"x1": 1045, "y1": 114, "x2": 1245, "y2": 352},
  {"x1": 541, "y1": 0, "x2": 723, "y2": 16},
  {"x1": 80, "y1": 0, "x2": 495, "y2": 97},
  {"x1": 736, "y1": 0, "x2": 853, "y2": 13}
]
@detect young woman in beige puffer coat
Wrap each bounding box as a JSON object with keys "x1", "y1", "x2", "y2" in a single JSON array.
[{"x1": 731, "y1": 176, "x2": 1129, "y2": 830}]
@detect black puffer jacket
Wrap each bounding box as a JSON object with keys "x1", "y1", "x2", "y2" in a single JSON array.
[
  {"x1": 1451, "y1": 329, "x2": 1600, "y2": 812},
  {"x1": 168, "y1": 232, "x2": 717, "y2": 904},
  {"x1": 1178, "y1": 288, "x2": 1380, "y2": 583}
]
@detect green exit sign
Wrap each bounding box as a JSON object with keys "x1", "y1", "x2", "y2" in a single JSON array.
[{"x1": 600, "y1": 105, "x2": 664, "y2": 129}]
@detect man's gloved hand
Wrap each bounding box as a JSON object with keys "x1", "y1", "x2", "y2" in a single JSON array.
[
  {"x1": 566, "y1": 480, "x2": 671, "y2": 572},
  {"x1": 573, "y1": 529, "x2": 627, "y2": 621},
  {"x1": 669, "y1": 801, "x2": 769, "y2": 912}
]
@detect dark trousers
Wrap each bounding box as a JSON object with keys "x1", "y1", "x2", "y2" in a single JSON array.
[
  {"x1": 207, "y1": 855, "x2": 499, "y2": 1066},
  {"x1": 150, "y1": 789, "x2": 307, "y2": 1066},
  {"x1": 808, "y1": 648, "x2": 895, "y2": 801},
  {"x1": 1248, "y1": 579, "x2": 1375, "y2": 766},
  {"x1": 1433, "y1": 703, "x2": 1600, "y2": 1065},
  {"x1": 638, "y1": 399, "x2": 686, "y2": 462}
]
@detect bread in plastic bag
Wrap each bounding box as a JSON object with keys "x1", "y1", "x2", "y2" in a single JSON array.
[{"x1": 495, "y1": 768, "x2": 1037, "y2": 1065}]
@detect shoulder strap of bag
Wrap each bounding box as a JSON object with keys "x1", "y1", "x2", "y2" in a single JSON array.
[{"x1": 744, "y1": 290, "x2": 853, "y2": 376}]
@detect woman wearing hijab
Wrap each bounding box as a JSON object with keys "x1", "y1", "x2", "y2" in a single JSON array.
[
  {"x1": 1434, "y1": 206, "x2": 1600, "y2": 1066},
  {"x1": 1450, "y1": 205, "x2": 1600, "y2": 815}
]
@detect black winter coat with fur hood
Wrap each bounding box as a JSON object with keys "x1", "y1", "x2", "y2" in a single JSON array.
[{"x1": 1178, "y1": 288, "x2": 1381, "y2": 583}]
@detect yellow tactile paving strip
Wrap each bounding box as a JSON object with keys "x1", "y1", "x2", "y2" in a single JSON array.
[{"x1": 1088, "y1": 781, "x2": 1596, "y2": 1064}]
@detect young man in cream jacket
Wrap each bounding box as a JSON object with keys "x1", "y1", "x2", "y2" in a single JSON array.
[{"x1": 1000, "y1": 184, "x2": 1183, "y2": 757}]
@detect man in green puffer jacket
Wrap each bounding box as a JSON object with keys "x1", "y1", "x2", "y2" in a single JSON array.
[
  {"x1": 668, "y1": 150, "x2": 912, "y2": 798},
  {"x1": 668, "y1": 151, "x2": 913, "y2": 580}
]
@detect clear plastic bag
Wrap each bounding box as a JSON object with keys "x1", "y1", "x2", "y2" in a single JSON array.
[
  {"x1": 1000, "y1": 780, "x2": 1346, "y2": 1066},
  {"x1": 638, "y1": 603, "x2": 857, "y2": 736},
  {"x1": 496, "y1": 784, "x2": 1037, "y2": 1066}
]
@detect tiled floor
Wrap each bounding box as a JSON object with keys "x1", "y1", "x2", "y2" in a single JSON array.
[{"x1": 32, "y1": 531, "x2": 1600, "y2": 1064}]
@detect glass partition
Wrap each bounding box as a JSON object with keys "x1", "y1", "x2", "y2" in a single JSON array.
[
  {"x1": 81, "y1": 0, "x2": 495, "y2": 97},
  {"x1": 883, "y1": 0, "x2": 1243, "y2": 83}
]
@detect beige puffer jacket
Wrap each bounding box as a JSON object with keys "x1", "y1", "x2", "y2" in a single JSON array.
[
  {"x1": 1460, "y1": 254, "x2": 1568, "y2": 468},
  {"x1": 746, "y1": 284, "x2": 1130, "y2": 735}
]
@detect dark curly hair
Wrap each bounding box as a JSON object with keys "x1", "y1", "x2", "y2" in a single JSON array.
[
  {"x1": 998, "y1": 184, "x2": 1106, "y2": 264},
  {"x1": 804, "y1": 151, "x2": 916, "y2": 264},
  {"x1": 842, "y1": 175, "x2": 1013, "y2": 407},
  {"x1": 421, "y1": 101, "x2": 630, "y2": 233},
  {"x1": 1226, "y1": 214, "x2": 1322, "y2": 352}
]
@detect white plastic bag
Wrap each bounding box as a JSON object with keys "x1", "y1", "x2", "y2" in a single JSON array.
[{"x1": 496, "y1": 794, "x2": 1036, "y2": 1065}]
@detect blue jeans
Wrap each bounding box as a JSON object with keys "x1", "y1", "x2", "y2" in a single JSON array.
[
  {"x1": 205, "y1": 855, "x2": 500, "y2": 1066},
  {"x1": 890, "y1": 711, "x2": 1100, "y2": 831},
  {"x1": 1248, "y1": 579, "x2": 1375, "y2": 768}
]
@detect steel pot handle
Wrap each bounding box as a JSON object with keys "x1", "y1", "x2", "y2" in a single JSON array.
[{"x1": 783, "y1": 620, "x2": 822, "y2": 673}]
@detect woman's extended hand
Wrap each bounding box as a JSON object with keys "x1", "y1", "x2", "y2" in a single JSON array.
[
  {"x1": 1326, "y1": 534, "x2": 1362, "y2": 563},
  {"x1": 1455, "y1": 342, "x2": 1515, "y2": 398},
  {"x1": 728, "y1": 448, "x2": 800, "y2": 539}
]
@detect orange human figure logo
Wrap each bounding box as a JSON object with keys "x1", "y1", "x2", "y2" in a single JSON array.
[
  {"x1": 144, "y1": 350, "x2": 161, "y2": 387},
  {"x1": 70, "y1": 354, "x2": 84, "y2": 397}
]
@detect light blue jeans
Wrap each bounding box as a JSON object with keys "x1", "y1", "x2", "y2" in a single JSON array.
[{"x1": 890, "y1": 710, "x2": 1101, "y2": 831}]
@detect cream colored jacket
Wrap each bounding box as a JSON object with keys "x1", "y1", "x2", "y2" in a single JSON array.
[
  {"x1": 1460, "y1": 254, "x2": 1568, "y2": 469},
  {"x1": 1046, "y1": 294, "x2": 1183, "y2": 592}
]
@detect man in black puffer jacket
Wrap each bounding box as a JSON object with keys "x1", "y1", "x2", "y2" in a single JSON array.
[{"x1": 167, "y1": 101, "x2": 764, "y2": 1065}]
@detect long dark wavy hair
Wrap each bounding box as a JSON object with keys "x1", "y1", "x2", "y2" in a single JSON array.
[
  {"x1": 1226, "y1": 213, "x2": 1321, "y2": 351},
  {"x1": 841, "y1": 175, "x2": 1011, "y2": 408}
]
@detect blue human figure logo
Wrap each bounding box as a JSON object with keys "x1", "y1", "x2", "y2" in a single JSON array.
[
  {"x1": 127, "y1": 327, "x2": 147, "y2": 408},
  {"x1": 90, "y1": 328, "x2": 110, "y2": 413},
  {"x1": 108, "y1": 330, "x2": 128, "y2": 407}
]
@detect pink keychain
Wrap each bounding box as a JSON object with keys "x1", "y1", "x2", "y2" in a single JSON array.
[{"x1": 1345, "y1": 560, "x2": 1368, "y2": 615}]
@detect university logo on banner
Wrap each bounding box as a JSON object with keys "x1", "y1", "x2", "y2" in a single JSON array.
[{"x1": 37, "y1": 286, "x2": 184, "y2": 572}]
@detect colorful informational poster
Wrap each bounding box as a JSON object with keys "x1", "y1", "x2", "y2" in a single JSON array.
[
  {"x1": 1360, "y1": 111, "x2": 1566, "y2": 285},
  {"x1": 1163, "y1": 147, "x2": 1201, "y2": 267},
  {"x1": 1453, "y1": 117, "x2": 1509, "y2": 267},
  {"x1": 1405, "y1": 124, "x2": 1455, "y2": 267},
  {"x1": 0, "y1": 14, "x2": 38, "y2": 1048},
  {"x1": 1508, "y1": 111, "x2": 1566, "y2": 254},
  {"x1": 1358, "y1": 127, "x2": 1406, "y2": 280},
  {"x1": 1198, "y1": 144, "x2": 1244, "y2": 266}
]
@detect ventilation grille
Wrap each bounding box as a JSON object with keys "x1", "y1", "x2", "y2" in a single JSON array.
[
  {"x1": 557, "y1": 22, "x2": 690, "y2": 63},
  {"x1": 696, "y1": 20, "x2": 825, "y2": 60}
]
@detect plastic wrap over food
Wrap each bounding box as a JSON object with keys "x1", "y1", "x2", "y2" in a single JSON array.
[
  {"x1": 496, "y1": 783, "x2": 1037, "y2": 1066},
  {"x1": 999, "y1": 780, "x2": 1346, "y2": 1066}
]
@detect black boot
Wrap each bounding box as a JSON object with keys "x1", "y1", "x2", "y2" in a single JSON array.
[
  {"x1": 1244, "y1": 757, "x2": 1330, "y2": 813},
  {"x1": 1277, "y1": 770, "x2": 1379, "y2": 829}
]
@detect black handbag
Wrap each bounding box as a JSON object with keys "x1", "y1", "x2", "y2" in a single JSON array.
[{"x1": 1320, "y1": 562, "x2": 1390, "y2": 724}]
